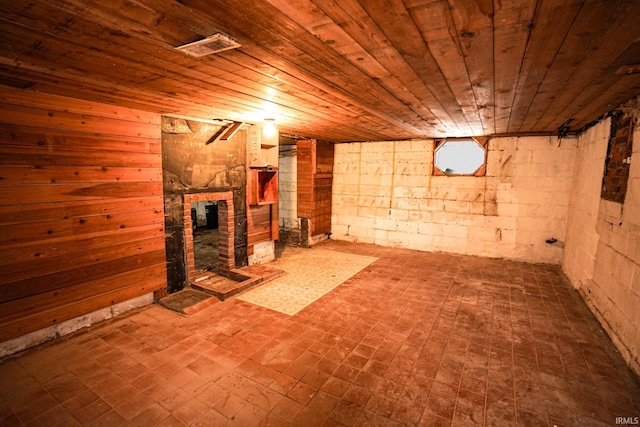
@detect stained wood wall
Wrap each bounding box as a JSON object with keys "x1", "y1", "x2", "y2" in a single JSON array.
[
  {"x1": 247, "y1": 205, "x2": 274, "y2": 247},
  {"x1": 0, "y1": 87, "x2": 166, "y2": 342},
  {"x1": 297, "y1": 140, "x2": 334, "y2": 236},
  {"x1": 247, "y1": 167, "x2": 279, "y2": 252}
]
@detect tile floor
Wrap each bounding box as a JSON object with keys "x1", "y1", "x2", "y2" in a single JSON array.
[
  {"x1": 238, "y1": 248, "x2": 377, "y2": 315},
  {"x1": 1, "y1": 240, "x2": 639, "y2": 426}
]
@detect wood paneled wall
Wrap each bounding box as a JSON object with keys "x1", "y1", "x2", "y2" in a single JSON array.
[
  {"x1": 0, "y1": 87, "x2": 166, "y2": 342},
  {"x1": 247, "y1": 204, "x2": 277, "y2": 248},
  {"x1": 297, "y1": 140, "x2": 334, "y2": 236}
]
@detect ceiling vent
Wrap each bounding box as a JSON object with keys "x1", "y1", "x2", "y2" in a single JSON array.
[{"x1": 176, "y1": 32, "x2": 241, "y2": 57}]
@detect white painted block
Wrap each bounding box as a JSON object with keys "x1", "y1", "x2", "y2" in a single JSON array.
[
  {"x1": 249, "y1": 241, "x2": 275, "y2": 265},
  {"x1": 442, "y1": 224, "x2": 468, "y2": 239},
  {"x1": 409, "y1": 233, "x2": 433, "y2": 251},
  {"x1": 443, "y1": 201, "x2": 470, "y2": 214},
  {"x1": 490, "y1": 137, "x2": 518, "y2": 151}
]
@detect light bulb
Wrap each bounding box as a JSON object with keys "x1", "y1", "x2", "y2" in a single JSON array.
[{"x1": 263, "y1": 119, "x2": 276, "y2": 138}]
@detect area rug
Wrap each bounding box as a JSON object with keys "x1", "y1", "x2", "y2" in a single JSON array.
[{"x1": 237, "y1": 248, "x2": 377, "y2": 315}]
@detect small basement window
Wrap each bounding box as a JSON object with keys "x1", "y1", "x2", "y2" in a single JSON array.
[{"x1": 433, "y1": 137, "x2": 487, "y2": 176}]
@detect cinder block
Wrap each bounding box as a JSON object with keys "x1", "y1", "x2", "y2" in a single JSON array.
[
  {"x1": 515, "y1": 136, "x2": 554, "y2": 151},
  {"x1": 468, "y1": 226, "x2": 500, "y2": 242},
  {"x1": 613, "y1": 253, "x2": 636, "y2": 286},
  {"x1": 389, "y1": 209, "x2": 409, "y2": 220},
  {"x1": 469, "y1": 202, "x2": 485, "y2": 215},
  {"x1": 418, "y1": 222, "x2": 443, "y2": 236},
  {"x1": 334, "y1": 142, "x2": 360, "y2": 154},
  {"x1": 408, "y1": 210, "x2": 422, "y2": 221},
  {"x1": 357, "y1": 183, "x2": 383, "y2": 196},
  {"x1": 331, "y1": 224, "x2": 350, "y2": 237},
  {"x1": 374, "y1": 229, "x2": 389, "y2": 242},
  {"x1": 339, "y1": 173, "x2": 361, "y2": 186},
  {"x1": 423, "y1": 199, "x2": 444, "y2": 211},
  {"x1": 444, "y1": 201, "x2": 470, "y2": 214},
  {"x1": 442, "y1": 224, "x2": 468, "y2": 239},
  {"x1": 396, "y1": 221, "x2": 419, "y2": 234},
  {"x1": 409, "y1": 233, "x2": 433, "y2": 251},
  {"x1": 393, "y1": 197, "x2": 420, "y2": 210},
  {"x1": 441, "y1": 236, "x2": 469, "y2": 252},
  {"x1": 392, "y1": 186, "x2": 410, "y2": 198},
  {"x1": 409, "y1": 139, "x2": 432, "y2": 152},
  {"x1": 490, "y1": 137, "x2": 517, "y2": 151},
  {"x1": 627, "y1": 234, "x2": 640, "y2": 264},
  {"x1": 387, "y1": 234, "x2": 410, "y2": 248},
  {"x1": 374, "y1": 217, "x2": 397, "y2": 231},
  {"x1": 600, "y1": 199, "x2": 623, "y2": 221}
]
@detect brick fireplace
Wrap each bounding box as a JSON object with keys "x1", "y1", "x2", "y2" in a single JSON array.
[{"x1": 183, "y1": 192, "x2": 235, "y2": 282}]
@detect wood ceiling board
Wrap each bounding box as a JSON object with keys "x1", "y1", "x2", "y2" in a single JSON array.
[
  {"x1": 311, "y1": 0, "x2": 461, "y2": 134},
  {"x1": 491, "y1": 0, "x2": 537, "y2": 134},
  {"x1": 266, "y1": 0, "x2": 450, "y2": 134},
  {"x1": 0, "y1": 10, "x2": 394, "y2": 141},
  {"x1": 1, "y1": 0, "x2": 639, "y2": 141},
  {"x1": 531, "y1": 1, "x2": 640, "y2": 132},
  {"x1": 566, "y1": 39, "x2": 640, "y2": 130},
  {"x1": 1, "y1": 1, "x2": 406, "y2": 140},
  {"x1": 144, "y1": 0, "x2": 444, "y2": 137},
  {"x1": 520, "y1": 0, "x2": 632, "y2": 131},
  {"x1": 191, "y1": 0, "x2": 434, "y2": 128},
  {"x1": 565, "y1": 75, "x2": 640, "y2": 131},
  {"x1": 179, "y1": 0, "x2": 439, "y2": 138},
  {"x1": 357, "y1": 0, "x2": 472, "y2": 135},
  {"x1": 445, "y1": 0, "x2": 496, "y2": 136},
  {"x1": 506, "y1": 0, "x2": 585, "y2": 133},
  {"x1": 407, "y1": 0, "x2": 484, "y2": 136}
]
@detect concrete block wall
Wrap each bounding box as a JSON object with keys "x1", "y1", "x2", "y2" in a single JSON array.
[
  {"x1": 563, "y1": 120, "x2": 610, "y2": 290},
  {"x1": 248, "y1": 241, "x2": 275, "y2": 265},
  {"x1": 332, "y1": 136, "x2": 576, "y2": 263},
  {"x1": 563, "y1": 102, "x2": 640, "y2": 376},
  {"x1": 278, "y1": 145, "x2": 300, "y2": 232}
]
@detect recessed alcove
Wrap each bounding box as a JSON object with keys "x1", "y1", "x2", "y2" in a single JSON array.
[{"x1": 247, "y1": 168, "x2": 278, "y2": 206}]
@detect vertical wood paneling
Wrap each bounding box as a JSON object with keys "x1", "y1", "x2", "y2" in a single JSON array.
[
  {"x1": 0, "y1": 86, "x2": 166, "y2": 342},
  {"x1": 297, "y1": 139, "x2": 334, "y2": 236},
  {"x1": 312, "y1": 141, "x2": 334, "y2": 235},
  {"x1": 297, "y1": 140, "x2": 315, "y2": 218}
]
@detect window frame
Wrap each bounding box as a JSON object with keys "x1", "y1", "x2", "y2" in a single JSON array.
[{"x1": 432, "y1": 136, "x2": 488, "y2": 177}]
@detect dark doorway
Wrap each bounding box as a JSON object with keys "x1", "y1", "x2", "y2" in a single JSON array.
[{"x1": 192, "y1": 201, "x2": 219, "y2": 273}]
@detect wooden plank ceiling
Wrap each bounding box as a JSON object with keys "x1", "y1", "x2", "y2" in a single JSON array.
[{"x1": 0, "y1": 0, "x2": 639, "y2": 142}]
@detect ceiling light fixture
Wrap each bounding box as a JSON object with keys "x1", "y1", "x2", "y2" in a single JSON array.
[{"x1": 263, "y1": 118, "x2": 276, "y2": 138}]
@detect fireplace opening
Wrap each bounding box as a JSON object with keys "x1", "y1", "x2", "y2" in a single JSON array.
[
  {"x1": 183, "y1": 192, "x2": 235, "y2": 284},
  {"x1": 191, "y1": 201, "x2": 219, "y2": 273}
]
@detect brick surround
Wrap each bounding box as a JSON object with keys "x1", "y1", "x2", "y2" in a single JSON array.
[
  {"x1": 183, "y1": 192, "x2": 235, "y2": 282},
  {"x1": 601, "y1": 110, "x2": 634, "y2": 203}
]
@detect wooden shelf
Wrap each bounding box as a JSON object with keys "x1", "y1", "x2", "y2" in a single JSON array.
[
  {"x1": 248, "y1": 125, "x2": 279, "y2": 168},
  {"x1": 247, "y1": 169, "x2": 278, "y2": 206}
]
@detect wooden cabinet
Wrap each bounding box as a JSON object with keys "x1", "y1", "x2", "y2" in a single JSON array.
[
  {"x1": 247, "y1": 168, "x2": 278, "y2": 206},
  {"x1": 248, "y1": 124, "x2": 278, "y2": 168},
  {"x1": 297, "y1": 139, "x2": 334, "y2": 236},
  {"x1": 246, "y1": 125, "x2": 280, "y2": 248}
]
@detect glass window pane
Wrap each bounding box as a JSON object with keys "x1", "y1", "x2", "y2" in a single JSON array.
[{"x1": 434, "y1": 139, "x2": 485, "y2": 175}]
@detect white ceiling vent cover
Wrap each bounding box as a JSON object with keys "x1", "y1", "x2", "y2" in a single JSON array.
[{"x1": 176, "y1": 32, "x2": 241, "y2": 57}]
